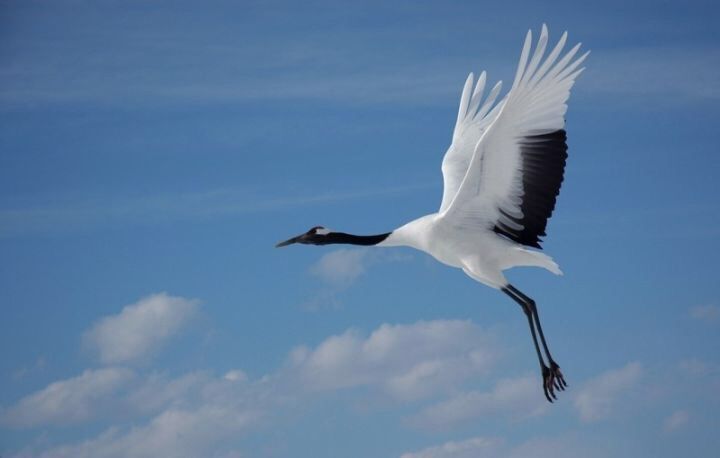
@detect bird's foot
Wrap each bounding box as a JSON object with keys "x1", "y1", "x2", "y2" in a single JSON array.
[{"x1": 542, "y1": 361, "x2": 567, "y2": 402}]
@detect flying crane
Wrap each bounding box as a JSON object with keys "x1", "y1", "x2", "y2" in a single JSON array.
[{"x1": 277, "y1": 25, "x2": 588, "y2": 402}]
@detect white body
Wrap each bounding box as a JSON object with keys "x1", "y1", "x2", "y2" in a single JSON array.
[
  {"x1": 380, "y1": 214, "x2": 560, "y2": 288},
  {"x1": 378, "y1": 25, "x2": 587, "y2": 289}
]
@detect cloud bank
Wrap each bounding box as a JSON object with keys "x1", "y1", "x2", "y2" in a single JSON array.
[
  {"x1": 287, "y1": 320, "x2": 497, "y2": 400},
  {"x1": 0, "y1": 368, "x2": 134, "y2": 428}
]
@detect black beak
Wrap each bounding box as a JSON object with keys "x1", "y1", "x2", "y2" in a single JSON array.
[{"x1": 275, "y1": 234, "x2": 303, "y2": 248}]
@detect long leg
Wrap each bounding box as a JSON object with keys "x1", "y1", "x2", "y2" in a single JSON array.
[
  {"x1": 507, "y1": 285, "x2": 562, "y2": 371},
  {"x1": 502, "y1": 285, "x2": 566, "y2": 401},
  {"x1": 509, "y1": 285, "x2": 568, "y2": 393},
  {"x1": 502, "y1": 287, "x2": 547, "y2": 368}
]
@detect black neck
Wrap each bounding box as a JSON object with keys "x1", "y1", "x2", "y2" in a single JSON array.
[{"x1": 325, "y1": 232, "x2": 391, "y2": 246}]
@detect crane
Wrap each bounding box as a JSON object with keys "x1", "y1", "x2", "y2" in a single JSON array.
[{"x1": 276, "y1": 25, "x2": 588, "y2": 402}]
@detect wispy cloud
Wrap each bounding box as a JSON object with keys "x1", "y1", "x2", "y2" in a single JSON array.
[
  {"x1": 0, "y1": 184, "x2": 431, "y2": 238},
  {"x1": 675, "y1": 359, "x2": 720, "y2": 402},
  {"x1": 5, "y1": 28, "x2": 717, "y2": 110},
  {"x1": 0, "y1": 16, "x2": 468, "y2": 110},
  {"x1": 123, "y1": 371, "x2": 213, "y2": 416},
  {"x1": 581, "y1": 45, "x2": 720, "y2": 103},
  {"x1": 407, "y1": 375, "x2": 546, "y2": 429},
  {"x1": 400, "y1": 436, "x2": 504, "y2": 458},
  {"x1": 663, "y1": 409, "x2": 690, "y2": 432},
  {"x1": 304, "y1": 248, "x2": 411, "y2": 309},
  {"x1": 36, "y1": 407, "x2": 254, "y2": 458},
  {"x1": 503, "y1": 435, "x2": 610, "y2": 458},
  {"x1": 82, "y1": 293, "x2": 199, "y2": 365},
  {"x1": 678, "y1": 358, "x2": 720, "y2": 378},
  {"x1": 4, "y1": 2, "x2": 716, "y2": 112},
  {"x1": 402, "y1": 435, "x2": 612, "y2": 458},
  {"x1": 689, "y1": 305, "x2": 720, "y2": 322},
  {"x1": 573, "y1": 362, "x2": 643, "y2": 422},
  {"x1": 0, "y1": 368, "x2": 135, "y2": 428},
  {"x1": 12, "y1": 356, "x2": 46, "y2": 381},
  {"x1": 310, "y1": 249, "x2": 373, "y2": 287}
]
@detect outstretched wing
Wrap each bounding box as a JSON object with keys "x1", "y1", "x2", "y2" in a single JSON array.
[
  {"x1": 441, "y1": 25, "x2": 588, "y2": 249},
  {"x1": 439, "y1": 71, "x2": 504, "y2": 213}
]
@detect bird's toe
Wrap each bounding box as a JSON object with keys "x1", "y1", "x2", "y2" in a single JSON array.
[
  {"x1": 542, "y1": 363, "x2": 568, "y2": 402},
  {"x1": 542, "y1": 366, "x2": 557, "y2": 402},
  {"x1": 550, "y1": 361, "x2": 567, "y2": 390}
]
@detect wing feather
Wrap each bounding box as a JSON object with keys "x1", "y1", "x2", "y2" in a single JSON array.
[
  {"x1": 441, "y1": 25, "x2": 587, "y2": 248},
  {"x1": 512, "y1": 30, "x2": 533, "y2": 90},
  {"x1": 440, "y1": 70, "x2": 504, "y2": 213},
  {"x1": 453, "y1": 73, "x2": 475, "y2": 140},
  {"x1": 467, "y1": 71, "x2": 487, "y2": 118},
  {"x1": 475, "y1": 80, "x2": 503, "y2": 121}
]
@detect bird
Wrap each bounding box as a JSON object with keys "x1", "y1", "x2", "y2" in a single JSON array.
[{"x1": 276, "y1": 25, "x2": 588, "y2": 403}]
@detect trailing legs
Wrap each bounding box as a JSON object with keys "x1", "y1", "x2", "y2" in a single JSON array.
[{"x1": 502, "y1": 284, "x2": 567, "y2": 402}]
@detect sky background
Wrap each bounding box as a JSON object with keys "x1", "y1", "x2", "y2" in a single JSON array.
[{"x1": 1, "y1": 0, "x2": 719, "y2": 457}]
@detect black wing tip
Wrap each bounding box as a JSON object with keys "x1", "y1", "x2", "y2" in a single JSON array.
[
  {"x1": 492, "y1": 224, "x2": 543, "y2": 248},
  {"x1": 493, "y1": 129, "x2": 568, "y2": 248}
]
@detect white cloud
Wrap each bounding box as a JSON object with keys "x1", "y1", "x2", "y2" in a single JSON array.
[
  {"x1": 287, "y1": 320, "x2": 496, "y2": 400},
  {"x1": 0, "y1": 369, "x2": 228, "y2": 431},
  {"x1": 2, "y1": 367, "x2": 255, "y2": 432},
  {"x1": 305, "y1": 248, "x2": 410, "y2": 309},
  {"x1": 689, "y1": 305, "x2": 720, "y2": 322},
  {"x1": 83, "y1": 293, "x2": 199, "y2": 364},
  {"x1": 23, "y1": 318, "x2": 495, "y2": 451},
  {"x1": 310, "y1": 249, "x2": 371, "y2": 286},
  {"x1": 35, "y1": 404, "x2": 256, "y2": 458},
  {"x1": 663, "y1": 410, "x2": 690, "y2": 432},
  {"x1": 0, "y1": 368, "x2": 134, "y2": 428},
  {"x1": 3, "y1": 317, "x2": 661, "y2": 457},
  {"x1": 408, "y1": 375, "x2": 546, "y2": 429},
  {"x1": 309, "y1": 249, "x2": 410, "y2": 287},
  {"x1": 402, "y1": 435, "x2": 614, "y2": 458},
  {"x1": 2, "y1": 319, "x2": 497, "y2": 454},
  {"x1": 123, "y1": 371, "x2": 210, "y2": 416},
  {"x1": 400, "y1": 436, "x2": 503, "y2": 458},
  {"x1": 224, "y1": 370, "x2": 248, "y2": 383},
  {"x1": 503, "y1": 436, "x2": 610, "y2": 458},
  {"x1": 573, "y1": 362, "x2": 643, "y2": 422},
  {"x1": 13, "y1": 369, "x2": 266, "y2": 458}
]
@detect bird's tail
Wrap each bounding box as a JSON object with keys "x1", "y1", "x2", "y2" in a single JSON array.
[{"x1": 508, "y1": 247, "x2": 563, "y2": 275}]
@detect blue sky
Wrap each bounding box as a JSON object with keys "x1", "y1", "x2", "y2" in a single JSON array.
[{"x1": 1, "y1": 0, "x2": 719, "y2": 456}]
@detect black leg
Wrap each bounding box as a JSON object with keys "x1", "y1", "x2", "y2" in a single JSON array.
[
  {"x1": 502, "y1": 284, "x2": 566, "y2": 402},
  {"x1": 502, "y1": 287, "x2": 554, "y2": 402},
  {"x1": 507, "y1": 285, "x2": 568, "y2": 390},
  {"x1": 508, "y1": 288, "x2": 552, "y2": 362}
]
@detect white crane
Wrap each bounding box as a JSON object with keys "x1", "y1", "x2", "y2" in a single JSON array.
[{"x1": 277, "y1": 25, "x2": 588, "y2": 402}]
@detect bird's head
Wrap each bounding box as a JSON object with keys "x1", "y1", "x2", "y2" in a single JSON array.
[{"x1": 275, "y1": 226, "x2": 332, "y2": 247}]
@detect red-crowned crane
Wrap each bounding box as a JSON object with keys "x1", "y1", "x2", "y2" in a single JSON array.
[{"x1": 277, "y1": 25, "x2": 588, "y2": 402}]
